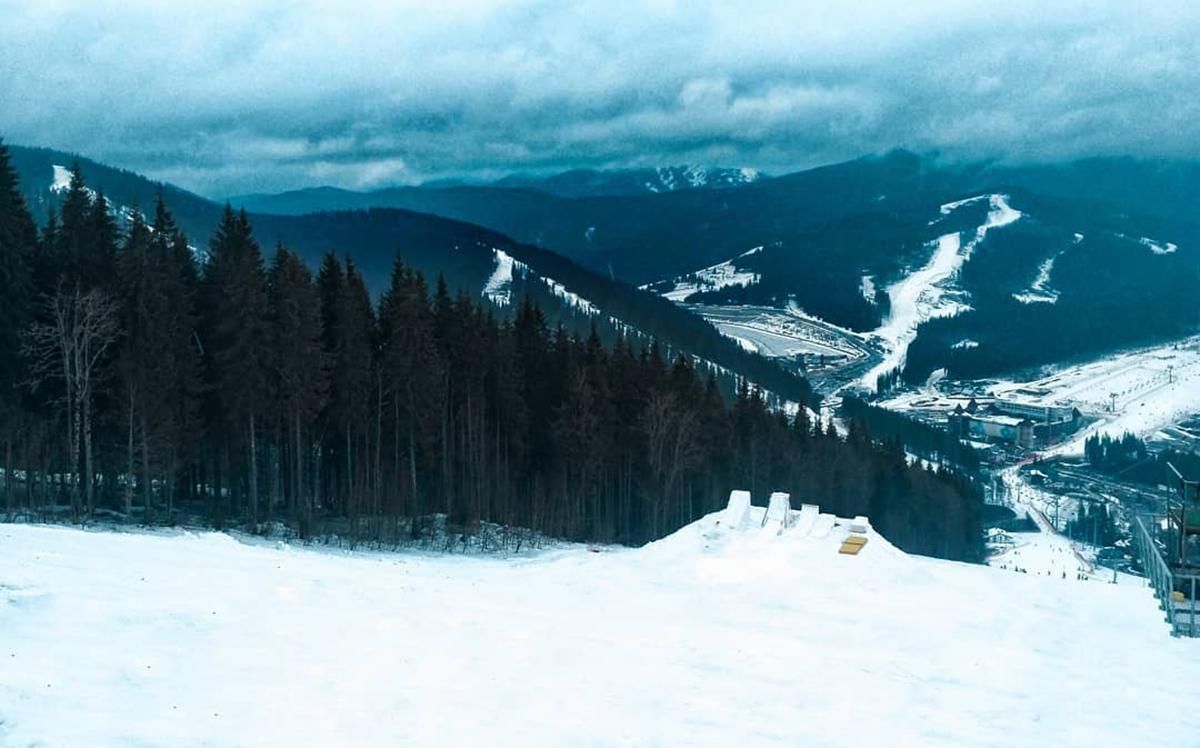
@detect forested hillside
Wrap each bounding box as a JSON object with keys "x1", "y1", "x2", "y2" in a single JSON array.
[
  {"x1": 903, "y1": 192, "x2": 1200, "y2": 382},
  {"x1": 0, "y1": 143, "x2": 982, "y2": 560},
  {"x1": 7, "y1": 143, "x2": 814, "y2": 405}
]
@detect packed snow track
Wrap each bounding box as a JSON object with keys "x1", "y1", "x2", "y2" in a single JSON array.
[{"x1": 2, "y1": 514, "x2": 1198, "y2": 747}]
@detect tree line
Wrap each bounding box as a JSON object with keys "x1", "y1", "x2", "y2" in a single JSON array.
[
  {"x1": 1084, "y1": 432, "x2": 1200, "y2": 489},
  {"x1": 0, "y1": 143, "x2": 983, "y2": 560}
]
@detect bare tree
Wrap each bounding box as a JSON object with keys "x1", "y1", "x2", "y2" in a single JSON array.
[
  {"x1": 23, "y1": 284, "x2": 120, "y2": 520},
  {"x1": 642, "y1": 390, "x2": 703, "y2": 537}
]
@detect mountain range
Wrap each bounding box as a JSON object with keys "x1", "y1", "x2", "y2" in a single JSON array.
[{"x1": 10, "y1": 143, "x2": 1200, "y2": 394}]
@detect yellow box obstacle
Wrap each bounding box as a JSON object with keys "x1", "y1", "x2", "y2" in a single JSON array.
[{"x1": 839, "y1": 535, "x2": 868, "y2": 555}]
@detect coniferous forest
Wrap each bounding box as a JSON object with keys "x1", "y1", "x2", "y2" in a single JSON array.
[{"x1": 0, "y1": 144, "x2": 983, "y2": 561}]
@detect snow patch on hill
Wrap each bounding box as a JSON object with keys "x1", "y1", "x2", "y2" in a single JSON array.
[
  {"x1": 482, "y1": 248, "x2": 527, "y2": 306},
  {"x1": 1013, "y1": 254, "x2": 1060, "y2": 304},
  {"x1": 50, "y1": 164, "x2": 72, "y2": 192},
  {"x1": 1139, "y1": 236, "x2": 1178, "y2": 255},
  {"x1": 540, "y1": 276, "x2": 599, "y2": 316},
  {"x1": 653, "y1": 246, "x2": 763, "y2": 302},
  {"x1": 482, "y1": 249, "x2": 598, "y2": 316},
  {"x1": 860, "y1": 274, "x2": 876, "y2": 302}
]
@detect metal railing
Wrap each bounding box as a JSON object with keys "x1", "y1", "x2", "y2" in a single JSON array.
[{"x1": 1131, "y1": 515, "x2": 1200, "y2": 637}]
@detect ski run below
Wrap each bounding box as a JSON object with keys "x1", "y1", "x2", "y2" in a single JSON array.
[
  {"x1": 3, "y1": 514, "x2": 1199, "y2": 747},
  {"x1": 653, "y1": 246, "x2": 763, "y2": 302},
  {"x1": 860, "y1": 194, "x2": 1021, "y2": 389}
]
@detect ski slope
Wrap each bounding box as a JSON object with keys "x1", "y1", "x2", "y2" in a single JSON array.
[
  {"x1": 991, "y1": 336, "x2": 1200, "y2": 456},
  {"x1": 2, "y1": 513, "x2": 1198, "y2": 747},
  {"x1": 652, "y1": 246, "x2": 763, "y2": 302},
  {"x1": 861, "y1": 195, "x2": 1021, "y2": 390}
]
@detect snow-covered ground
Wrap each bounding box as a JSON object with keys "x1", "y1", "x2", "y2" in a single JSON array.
[
  {"x1": 652, "y1": 247, "x2": 762, "y2": 302},
  {"x1": 540, "y1": 275, "x2": 600, "y2": 315},
  {"x1": 482, "y1": 248, "x2": 524, "y2": 306},
  {"x1": 860, "y1": 195, "x2": 1022, "y2": 390},
  {"x1": 685, "y1": 304, "x2": 868, "y2": 361},
  {"x1": 50, "y1": 164, "x2": 73, "y2": 192},
  {"x1": 990, "y1": 336, "x2": 1200, "y2": 456},
  {"x1": 1013, "y1": 254, "x2": 1061, "y2": 305},
  {"x1": 4, "y1": 510, "x2": 1198, "y2": 747},
  {"x1": 482, "y1": 248, "x2": 598, "y2": 315},
  {"x1": 989, "y1": 468, "x2": 1138, "y2": 584}
]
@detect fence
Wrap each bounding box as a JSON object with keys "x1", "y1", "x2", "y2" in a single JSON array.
[{"x1": 1132, "y1": 515, "x2": 1200, "y2": 637}]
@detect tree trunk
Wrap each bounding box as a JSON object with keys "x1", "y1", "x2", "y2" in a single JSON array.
[
  {"x1": 4, "y1": 436, "x2": 12, "y2": 518},
  {"x1": 293, "y1": 412, "x2": 303, "y2": 523},
  {"x1": 345, "y1": 422, "x2": 352, "y2": 520},
  {"x1": 141, "y1": 411, "x2": 152, "y2": 523},
  {"x1": 375, "y1": 374, "x2": 383, "y2": 516},
  {"x1": 408, "y1": 414, "x2": 418, "y2": 518},
  {"x1": 83, "y1": 389, "x2": 94, "y2": 518},
  {"x1": 249, "y1": 412, "x2": 259, "y2": 525},
  {"x1": 125, "y1": 399, "x2": 135, "y2": 516}
]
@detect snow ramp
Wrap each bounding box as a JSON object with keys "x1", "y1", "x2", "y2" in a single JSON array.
[{"x1": 642, "y1": 490, "x2": 905, "y2": 568}]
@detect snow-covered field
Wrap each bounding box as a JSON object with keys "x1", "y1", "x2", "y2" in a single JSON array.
[
  {"x1": 652, "y1": 247, "x2": 762, "y2": 302},
  {"x1": 4, "y1": 509, "x2": 1198, "y2": 747},
  {"x1": 861, "y1": 195, "x2": 1021, "y2": 389},
  {"x1": 685, "y1": 304, "x2": 867, "y2": 361},
  {"x1": 991, "y1": 336, "x2": 1200, "y2": 455}
]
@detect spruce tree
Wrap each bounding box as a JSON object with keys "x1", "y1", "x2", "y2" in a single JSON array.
[
  {"x1": 268, "y1": 245, "x2": 327, "y2": 523},
  {"x1": 202, "y1": 206, "x2": 270, "y2": 522}
]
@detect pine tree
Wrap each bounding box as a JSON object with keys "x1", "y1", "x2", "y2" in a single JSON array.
[
  {"x1": 147, "y1": 193, "x2": 203, "y2": 516},
  {"x1": 0, "y1": 140, "x2": 38, "y2": 513},
  {"x1": 202, "y1": 206, "x2": 270, "y2": 522},
  {"x1": 378, "y1": 258, "x2": 443, "y2": 522},
  {"x1": 268, "y1": 245, "x2": 327, "y2": 524}
]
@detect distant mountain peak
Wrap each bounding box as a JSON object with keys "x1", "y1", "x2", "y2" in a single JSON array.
[
  {"x1": 489, "y1": 164, "x2": 764, "y2": 198},
  {"x1": 645, "y1": 165, "x2": 761, "y2": 193}
]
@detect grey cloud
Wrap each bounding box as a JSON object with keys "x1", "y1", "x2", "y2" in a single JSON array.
[{"x1": 1, "y1": 0, "x2": 1197, "y2": 196}]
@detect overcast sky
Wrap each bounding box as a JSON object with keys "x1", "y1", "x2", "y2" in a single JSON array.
[{"x1": 2, "y1": 0, "x2": 1198, "y2": 196}]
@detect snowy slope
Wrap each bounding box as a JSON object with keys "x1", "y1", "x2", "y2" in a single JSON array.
[
  {"x1": 3, "y1": 515, "x2": 1198, "y2": 747},
  {"x1": 481, "y1": 247, "x2": 599, "y2": 314},
  {"x1": 990, "y1": 336, "x2": 1200, "y2": 456},
  {"x1": 860, "y1": 194, "x2": 1021, "y2": 389},
  {"x1": 652, "y1": 246, "x2": 763, "y2": 302}
]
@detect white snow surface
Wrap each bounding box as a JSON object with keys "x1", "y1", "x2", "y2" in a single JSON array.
[
  {"x1": 482, "y1": 248, "x2": 525, "y2": 306},
  {"x1": 50, "y1": 164, "x2": 72, "y2": 192},
  {"x1": 482, "y1": 249, "x2": 597, "y2": 315},
  {"x1": 655, "y1": 247, "x2": 763, "y2": 302},
  {"x1": 1013, "y1": 254, "x2": 1060, "y2": 304},
  {"x1": 861, "y1": 194, "x2": 1022, "y2": 389},
  {"x1": 991, "y1": 336, "x2": 1200, "y2": 456},
  {"x1": 860, "y1": 274, "x2": 876, "y2": 302},
  {"x1": 541, "y1": 276, "x2": 600, "y2": 315},
  {"x1": 3, "y1": 516, "x2": 1198, "y2": 747},
  {"x1": 1139, "y1": 236, "x2": 1178, "y2": 255}
]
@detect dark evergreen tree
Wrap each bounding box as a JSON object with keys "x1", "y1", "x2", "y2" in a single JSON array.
[
  {"x1": 202, "y1": 207, "x2": 270, "y2": 522},
  {"x1": 268, "y1": 245, "x2": 327, "y2": 524},
  {"x1": 0, "y1": 141, "x2": 38, "y2": 514}
]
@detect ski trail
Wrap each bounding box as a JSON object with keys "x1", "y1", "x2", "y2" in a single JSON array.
[{"x1": 860, "y1": 194, "x2": 1021, "y2": 390}]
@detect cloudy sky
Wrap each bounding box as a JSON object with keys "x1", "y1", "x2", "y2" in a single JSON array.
[{"x1": 2, "y1": 0, "x2": 1198, "y2": 196}]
